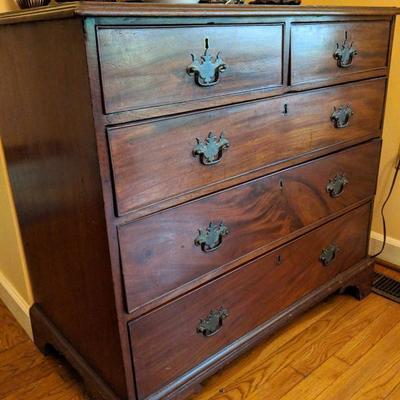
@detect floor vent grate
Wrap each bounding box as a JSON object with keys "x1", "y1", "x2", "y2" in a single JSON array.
[{"x1": 372, "y1": 272, "x2": 400, "y2": 303}]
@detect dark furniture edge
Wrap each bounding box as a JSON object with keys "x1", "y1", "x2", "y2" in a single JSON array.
[
  {"x1": 0, "y1": 16, "x2": 131, "y2": 398},
  {"x1": 0, "y1": 2, "x2": 398, "y2": 25}
]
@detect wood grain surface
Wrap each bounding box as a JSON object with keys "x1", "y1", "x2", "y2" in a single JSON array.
[
  {"x1": 109, "y1": 78, "x2": 385, "y2": 215},
  {"x1": 119, "y1": 140, "x2": 380, "y2": 313},
  {"x1": 291, "y1": 20, "x2": 391, "y2": 85},
  {"x1": 129, "y1": 204, "x2": 371, "y2": 399},
  {"x1": 97, "y1": 24, "x2": 283, "y2": 114}
]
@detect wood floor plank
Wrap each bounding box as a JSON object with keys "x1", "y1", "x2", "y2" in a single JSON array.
[
  {"x1": 0, "y1": 340, "x2": 46, "y2": 385},
  {"x1": 0, "y1": 360, "x2": 56, "y2": 398},
  {"x1": 279, "y1": 356, "x2": 349, "y2": 400},
  {"x1": 280, "y1": 295, "x2": 400, "y2": 400},
  {"x1": 209, "y1": 365, "x2": 304, "y2": 400},
  {"x1": 245, "y1": 365, "x2": 304, "y2": 400},
  {"x1": 351, "y1": 355, "x2": 400, "y2": 400},
  {"x1": 313, "y1": 322, "x2": 400, "y2": 400},
  {"x1": 0, "y1": 302, "x2": 28, "y2": 353},
  {"x1": 336, "y1": 300, "x2": 400, "y2": 366},
  {"x1": 57, "y1": 393, "x2": 89, "y2": 400},
  {"x1": 260, "y1": 297, "x2": 383, "y2": 399},
  {"x1": 385, "y1": 381, "x2": 400, "y2": 399},
  {"x1": 0, "y1": 372, "x2": 85, "y2": 400},
  {"x1": 290, "y1": 294, "x2": 389, "y2": 376}
]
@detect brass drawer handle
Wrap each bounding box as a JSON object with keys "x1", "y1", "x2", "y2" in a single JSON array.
[
  {"x1": 197, "y1": 308, "x2": 228, "y2": 337},
  {"x1": 331, "y1": 105, "x2": 353, "y2": 129},
  {"x1": 187, "y1": 38, "x2": 227, "y2": 87},
  {"x1": 193, "y1": 132, "x2": 230, "y2": 165},
  {"x1": 194, "y1": 222, "x2": 229, "y2": 252},
  {"x1": 333, "y1": 31, "x2": 358, "y2": 68},
  {"x1": 320, "y1": 244, "x2": 340, "y2": 266},
  {"x1": 327, "y1": 174, "x2": 349, "y2": 198}
]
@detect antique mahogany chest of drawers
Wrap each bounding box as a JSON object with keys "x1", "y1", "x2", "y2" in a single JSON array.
[{"x1": 0, "y1": 3, "x2": 397, "y2": 400}]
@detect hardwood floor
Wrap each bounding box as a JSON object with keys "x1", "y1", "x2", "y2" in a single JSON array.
[{"x1": 0, "y1": 265, "x2": 399, "y2": 400}]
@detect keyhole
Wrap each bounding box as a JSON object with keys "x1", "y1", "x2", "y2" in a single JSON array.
[
  {"x1": 344, "y1": 30, "x2": 348, "y2": 40},
  {"x1": 279, "y1": 179, "x2": 284, "y2": 190},
  {"x1": 276, "y1": 255, "x2": 283, "y2": 265},
  {"x1": 205, "y1": 37, "x2": 209, "y2": 50},
  {"x1": 282, "y1": 104, "x2": 289, "y2": 116}
]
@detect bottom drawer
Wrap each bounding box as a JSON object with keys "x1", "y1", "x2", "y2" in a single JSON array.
[{"x1": 129, "y1": 204, "x2": 371, "y2": 399}]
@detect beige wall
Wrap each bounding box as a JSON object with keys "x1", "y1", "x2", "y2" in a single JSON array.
[
  {"x1": 0, "y1": 0, "x2": 398, "y2": 332},
  {"x1": 0, "y1": 139, "x2": 33, "y2": 335},
  {"x1": 0, "y1": 0, "x2": 16, "y2": 12},
  {"x1": 0, "y1": 142, "x2": 32, "y2": 303}
]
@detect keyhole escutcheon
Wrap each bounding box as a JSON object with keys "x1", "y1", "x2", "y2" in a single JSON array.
[{"x1": 282, "y1": 104, "x2": 289, "y2": 116}]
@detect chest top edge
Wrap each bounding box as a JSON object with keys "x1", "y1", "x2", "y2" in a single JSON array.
[{"x1": 0, "y1": 3, "x2": 398, "y2": 26}]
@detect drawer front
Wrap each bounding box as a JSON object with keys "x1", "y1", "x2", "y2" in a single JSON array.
[
  {"x1": 97, "y1": 25, "x2": 283, "y2": 114},
  {"x1": 291, "y1": 21, "x2": 391, "y2": 85},
  {"x1": 119, "y1": 141, "x2": 380, "y2": 313},
  {"x1": 129, "y1": 204, "x2": 371, "y2": 399},
  {"x1": 109, "y1": 79, "x2": 385, "y2": 216}
]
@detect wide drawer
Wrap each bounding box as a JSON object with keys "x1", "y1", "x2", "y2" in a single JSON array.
[
  {"x1": 109, "y1": 78, "x2": 385, "y2": 216},
  {"x1": 119, "y1": 140, "x2": 380, "y2": 313},
  {"x1": 291, "y1": 21, "x2": 391, "y2": 85},
  {"x1": 129, "y1": 204, "x2": 371, "y2": 400},
  {"x1": 97, "y1": 24, "x2": 283, "y2": 114}
]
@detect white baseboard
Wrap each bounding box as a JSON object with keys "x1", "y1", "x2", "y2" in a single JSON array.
[
  {"x1": 0, "y1": 270, "x2": 32, "y2": 339},
  {"x1": 369, "y1": 231, "x2": 400, "y2": 267}
]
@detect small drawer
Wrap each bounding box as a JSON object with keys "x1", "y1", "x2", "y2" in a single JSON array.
[
  {"x1": 291, "y1": 21, "x2": 391, "y2": 85},
  {"x1": 109, "y1": 78, "x2": 385, "y2": 216},
  {"x1": 118, "y1": 140, "x2": 380, "y2": 314},
  {"x1": 129, "y1": 203, "x2": 371, "y2": 400},
  {"x1": 97, "y1": 24, "x2": 283, "y2": 114}
]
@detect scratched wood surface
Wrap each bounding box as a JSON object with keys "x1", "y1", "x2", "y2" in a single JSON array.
[{"x1": 0, "y1": 265, "x2": 399, "y2": 400}]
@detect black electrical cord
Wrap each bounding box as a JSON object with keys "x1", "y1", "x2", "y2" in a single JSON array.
[{"x1": 372, "y1": 156, "x2": 400, "y2": 258}]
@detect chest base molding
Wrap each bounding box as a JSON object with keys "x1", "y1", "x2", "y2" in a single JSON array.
[{"x1": 30, "y1": 257, "x2": 374, "y2": 400}]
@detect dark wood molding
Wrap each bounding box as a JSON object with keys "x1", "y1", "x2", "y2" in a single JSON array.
[
  {"x1": 0, "y1": 3, "x2": 398, "y2": 26},
  {"x1": 76, "y1": 4, "x2": 399, "y2": 18}
]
